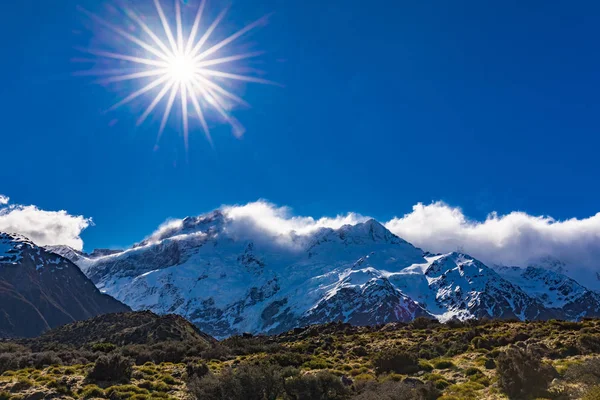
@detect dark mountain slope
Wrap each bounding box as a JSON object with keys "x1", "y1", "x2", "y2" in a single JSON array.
[
  {"x1": 26, "y1": 310, "x2": 215, "y2": 348},
  {"x1": 0, "y1": 233, "x2": 129, "y2": 338}
]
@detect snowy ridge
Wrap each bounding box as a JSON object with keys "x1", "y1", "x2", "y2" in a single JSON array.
[
  {"x1": 0, "y1": 234, "x2": 26, "y2": 265},
  {"x1": 49, "y1": 211, "x2": 600, "y2": 338},
  {"x1": 494, "y1": 265, "x2": 600, "y2": 319}
]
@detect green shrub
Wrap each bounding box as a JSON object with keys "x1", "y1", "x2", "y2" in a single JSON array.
[
  {"x1": 12, "y1": 377, "x2": 33, "y2": 391},
  {"x1": 373, "y1": 349, "x2": 419, "y2": 374},
  {"x1": 434, "y1": 379, "x2": 451, "y2": 390},
  {"x1": 284, "y1": 370, "x2": 349, "y2": 400},
  {"x1": 186, "y1": 362, "x2": 209, "y2": 379},
  {"x1": 47, "y1": 379, "x2": 74, "y2": 396},
  {"x1": 565, "y1": 358, "x2": 600, "y2": 386},
  {"x1": 88, "y1": 354, "x2": 133, "y2": 383},
  {"x1": 351, "y1": 346, "x2": 369, "y2": 357},
  {"x1": 80, "y1": 385, "x2": 105, "y2": 399},
  {"x1": 160, "y1": 374, "x2": 177, "y2": 385},
  {"x1": 352, "y1": 380, "x2": 439, "y2": 399},
  {"x1": 578, "y1": 334, "x2": 600, "y2": 354},
  {"x1": 151, "y1": 382, "x2": 170, "y2": 392},
  {"x1": 418, "y1": 361, "x2": 433, "y2": 372},
  {"x1": 496, "y1": 347, "x2": 556, "y2": 398},
  {"x1": 471, "y1": 336, "x2": 493, "y2": 350},
  {"x1": 303, "y1": 358, "x2": 332, "y2": 370},
  {"x1": 105, "y1": 385, "x2": 149, "y2": 397},
  {"x1": 268, "y1": 352, "x2": 308, "y2": 367},
  {"x1": 583, "y1": 386, "x2": 600, "y2": 400},
  {"x1": 411, "y1": 317, "x2": 435, "y2": 330},
  {"x1": 464, "y1": 367, "x2": 481, "y2": 376},
  {"x1": 433, "y1": 359, "x2": 454, "y2": 369},
  {"x1": 187, "y1": 362, "x2": 288, "y2": 400}
]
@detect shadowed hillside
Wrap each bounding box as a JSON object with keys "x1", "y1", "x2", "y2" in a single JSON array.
[{"x1": 25, "y1": 311, "x2": 216, "y2": 349}]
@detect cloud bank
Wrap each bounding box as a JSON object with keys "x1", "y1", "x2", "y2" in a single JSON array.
[
  {"x1": 385, "y1": 202, "x2": 600, "y2": 270},
  {"x1": 5, "y1": 193, "x2": 600, "y2": 270},
  {"x1": 215, "y1": 200, "x2": 600, "y2": 270},
  {"x1": 0, "y1": 196, "x2": 92, "y2": 251}
]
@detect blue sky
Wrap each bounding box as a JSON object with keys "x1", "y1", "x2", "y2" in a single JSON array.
[{"x1": 2, "y1": 0, "x2": 600, "y2": 251}]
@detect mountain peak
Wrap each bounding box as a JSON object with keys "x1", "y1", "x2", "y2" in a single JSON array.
[
  {"x1": 0, "y1": 232, "x2": 36, "y2": 265},
  {"x1": 137, "y1": 210, "x2": 227, "y2": 247},
  {"x1": 337, "y1": 218, "x2": 403, "y2": 244}
]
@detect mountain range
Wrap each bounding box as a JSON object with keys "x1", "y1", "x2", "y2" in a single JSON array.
[
  {"x1": 39, "y1": 209, "x2": 600, "y2": 339},
  {"x1": 0, "y1": 233, "x2": 129, "y2": 338}
]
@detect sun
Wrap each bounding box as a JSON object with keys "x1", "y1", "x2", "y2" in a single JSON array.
[
  {"x1": 77, "y1": 0, "x2": 274, "y2": 148},
  {"x1": 168, "y1": 54, "x2": 196, "y2": 83}
]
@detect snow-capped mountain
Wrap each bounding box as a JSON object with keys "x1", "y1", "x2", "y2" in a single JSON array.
[
  {"x1": 49, "y1": 211, "x2": 600, "y2": 338},
  {"x1": 494, "y1": 265, "x2": 600, "y2": 319},
  {"x1": 387, "y1": 253, "x2": 558, "y2": 322},
  {"x1": 0, "y1": 233, "x2": 129, "y2": 338}
]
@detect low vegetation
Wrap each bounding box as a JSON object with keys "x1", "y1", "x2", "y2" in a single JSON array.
[{"x1": 0, "y1": 316, "x2": 599, "y2": 399}]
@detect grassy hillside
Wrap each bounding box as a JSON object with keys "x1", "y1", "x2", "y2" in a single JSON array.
[{"x1": 1, "y1": 315, "x2": 600, "y2": 399}]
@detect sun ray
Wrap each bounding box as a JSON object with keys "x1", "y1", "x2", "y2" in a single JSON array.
[
  {"x1": 79, "y1": 7, "x2": 171, "y2": 63},
  {"x1": 97, "y1": 69, "x2": 168, "y2": 84},
  {"x1": 194, "y1": 15, "x2": 271, "y2": 62},
  {"x1": 186, "y1": 81, "x2": 212, "y2": 145},
  {"x1": 73, "y1": 68, "x2": 141, "y2": 77},
  {"x1": 107, "y1": 74, "x2": 171, "y2": 111},
  {"x1": 181, "y1": 81, "x2": 189, "y2": 149},
  {"x1": 185, "y1": 0, "x2": 206, "y2": 55},
  {"x1": 193, "y1": 80, "x2": 244, "y2": 137},
  {"x1": 188, "y1": 7, "x2": 229, "y2": 58},
  {"x1": 78, "y1": 48, "x2": 169, "y2": 68},
  {"x1": 158, "y1": 83, "x2": 179, "y2": 142},
  {"x1": 124, "y1": 8, "x2": 175, "y2": 59},
  {"x1": 194, "y1": 74, "x2": 249, "y2": 107},
  {"x1": 137, "y1": 79, "x2": 176, "y2": 125},
  {"x1": 195, "y1": 52, "x2": 264, "y2": 69},
  {"x1": 198, "y1": 69, "x2": 276, "y2": 85},
  {"x1": 175, "y1": 0, "x2": 185, "y2": 53},
  {"x1": 153, "y1": 0, "x2": 179, "y2": 55}
]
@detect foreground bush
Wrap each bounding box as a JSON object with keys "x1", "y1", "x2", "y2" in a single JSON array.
[
  {"x1": 565, "y1": 358, "x2": 600, "y2": 386},
  {"x1": 352, "y1": 380, "x2": 439, "y2": 400},
  {"x1": 188, "y1": 363, "x2": 288, "y2": 400},
  {"x1": 373, "y1": 349, "x2": 419, "y2": 374},
  {"x1": 187, "y1": 362, "x2": 348, "y2": 400},
  {"x1": 583, "y1": 386, "x2": 600, "y2": 400},
  {"x1": 496, "y1": 346, "x2": 556, "y2": 398},
  {"x1": 186, "y1": 361, "x2": 210, "y2": 379},
  {"x1": 87, "y1": 354, "x2": 133, "y2": 383},
  {"x1": 284, "y1": 371, "x2": 349, "y2": 400}
]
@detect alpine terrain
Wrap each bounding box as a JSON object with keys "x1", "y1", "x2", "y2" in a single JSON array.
[{"x1": 47, "y1": 210, "x2": 600, "y2": 338}]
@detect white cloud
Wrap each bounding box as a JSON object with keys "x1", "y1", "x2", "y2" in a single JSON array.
[
  {"x1": 145, "y1": 200, "x2": 368, "y2": 248},
  {"x1": 0, "y1": 195, "x2": 9, "y2": 205},
  {"x1": 385, "y1": 201, "x2": 600, "y2": 270},
  {"x1": 222, "y1": 201, "x2": 367, "y2": 238},
  {"x1": 0, "y1": 202, "x2": 92, "y2": 251},
  {"x1": 218, "y1": 200, "x2": 600, "y2": 269},
  {"x1": 135, "y1": 199, "x2": 600, "y2": 271}
]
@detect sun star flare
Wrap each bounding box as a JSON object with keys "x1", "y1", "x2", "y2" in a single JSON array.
[{"x1": 78, "y1": 0, "x2": 273, "y2": 148}]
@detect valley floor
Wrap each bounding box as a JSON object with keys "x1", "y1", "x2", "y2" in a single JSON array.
[{"x1": 1, "y1": 316, "x2": 600, "y2": 399}]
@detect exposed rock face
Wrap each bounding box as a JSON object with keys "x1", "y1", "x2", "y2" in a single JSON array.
[{"x1": 0, "y1": 233, "x2": 129, "y2": 338}]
